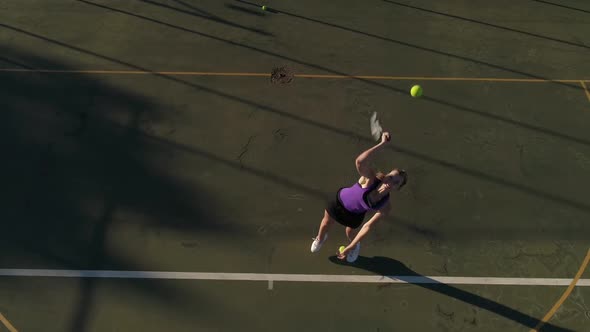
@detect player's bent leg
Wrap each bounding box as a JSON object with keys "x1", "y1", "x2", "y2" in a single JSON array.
[
  {"x1": 311, "y1": 210, "x2": 333, "y2": 253},
  {"x1": 345, "y1": 226, "x2": 359, "y2": 242}
]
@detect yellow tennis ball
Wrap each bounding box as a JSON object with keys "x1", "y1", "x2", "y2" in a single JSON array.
[
  {"x1": 339, "y1": 246, "x2": 346, "y2": 253},
  {"x1": 261, "y1": 5, "x2": 267, "y2": 10},
  {"x1": 410, "y1": 85, "x2": 423, "y2": 97}
]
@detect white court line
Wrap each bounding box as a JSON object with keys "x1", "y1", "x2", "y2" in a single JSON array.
[{"x1": 1, "y1": 269, "x2": 589, "y2": 286}]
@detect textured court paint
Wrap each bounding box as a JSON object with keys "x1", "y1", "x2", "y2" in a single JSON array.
[{"x1": 531, "y1": 249, "x2": 590, "y2": 332}]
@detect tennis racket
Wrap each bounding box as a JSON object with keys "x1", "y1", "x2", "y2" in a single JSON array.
[{"x1": 370, "y1": 112, "x2": 383, "y2": 142}]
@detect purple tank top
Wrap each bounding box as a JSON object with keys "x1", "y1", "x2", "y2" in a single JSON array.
[{"x1": 338, "y1": 180, "x2": 389, "y2": 214}]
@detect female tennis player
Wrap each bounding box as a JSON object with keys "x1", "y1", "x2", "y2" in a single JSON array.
[{"x1": 310, "y1": 131, "x2": 407, "y2": 262}]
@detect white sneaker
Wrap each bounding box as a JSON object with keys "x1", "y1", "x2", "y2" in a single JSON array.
[
  {"x1": 310, "y1": 234, "x2": 328, "y2": 253},
  {"x1": 346, "y1": 242, "x2": 360, "y2": 262}
]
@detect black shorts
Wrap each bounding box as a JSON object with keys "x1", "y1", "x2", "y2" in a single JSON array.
[{"x1": 326, "y1": 190, "x2": 366, "y2": 229}]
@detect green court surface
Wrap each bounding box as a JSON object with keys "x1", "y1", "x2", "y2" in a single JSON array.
[{"x1": 1, "y1": 0, "x2": 590, "y2": 331}]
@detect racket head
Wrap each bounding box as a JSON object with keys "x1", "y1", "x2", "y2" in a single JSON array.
[{"x1": 370, "y1": 112, "x2": 383, "y2": 141}]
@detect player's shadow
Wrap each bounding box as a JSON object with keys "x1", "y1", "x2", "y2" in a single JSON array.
[{"x1": 329, "y1": 255, "x2": 573, "y2": 332}]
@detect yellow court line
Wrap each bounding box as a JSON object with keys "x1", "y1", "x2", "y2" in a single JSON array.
[
  {"x1": 0, "y1": 68, "x2": 587, "y2": 83},
  {"x1": 295, "y1": 74, "x2": 582, "y2": 83},
  {"x1": 581, "y1": 81, "x2": 590, "y2": 103},
  {"x1": 531, "y1": 249, "x2": 590, "y2": 332},
  {"x1": 0, "y1": 68, "x2": 269, "y2": 77},
  {"x1": 0, "y1": 313, "x2": 18, "y2": 332}
]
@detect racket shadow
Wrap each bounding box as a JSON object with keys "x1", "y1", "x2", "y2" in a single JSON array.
[{"x1": 328, "y1": 255, "x2": 572, "y2": 332}]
